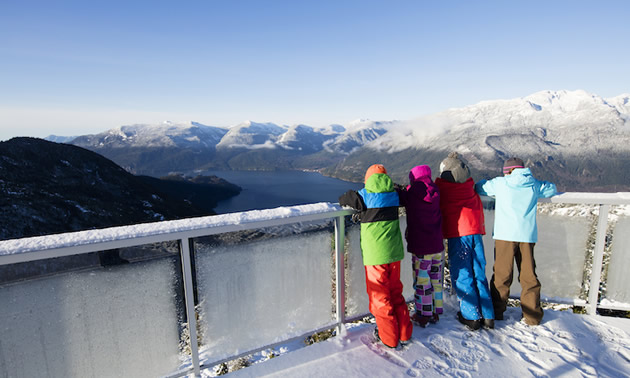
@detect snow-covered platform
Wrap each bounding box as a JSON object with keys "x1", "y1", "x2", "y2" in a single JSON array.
[{"x1": 228, "y1": 298, "x2": 630, "y2": 378}]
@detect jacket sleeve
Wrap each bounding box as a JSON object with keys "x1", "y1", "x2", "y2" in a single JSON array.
[
  {"x1": 475, "y1": 179, "x2": 496, "y2": 197},
  {"x1": 339, "y1": 190, "x2": 365, "y2": 211},
  {"x1": 537, "y1": 181, "x2": 557, "y2": 198},
  {"x1": 395, "y1": 185, "x2": 408, "y2": 207}
]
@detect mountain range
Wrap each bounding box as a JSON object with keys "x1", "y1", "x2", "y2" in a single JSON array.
[{"x1": 55, "y1": 90, "x2": 630, "y2": 191}]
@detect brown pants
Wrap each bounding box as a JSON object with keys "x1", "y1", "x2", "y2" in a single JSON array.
[{"x1": 490, "y1": 240, "x2": 543, "y2": 325}]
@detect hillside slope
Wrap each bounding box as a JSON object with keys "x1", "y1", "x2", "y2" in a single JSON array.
[{"x1": 0, "y1": 138, "x2": 239, "y2": 240}]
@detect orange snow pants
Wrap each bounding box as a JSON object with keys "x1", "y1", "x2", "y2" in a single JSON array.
[{"x1": 365, "y1": 261, "x2": 413, "y2": 348}]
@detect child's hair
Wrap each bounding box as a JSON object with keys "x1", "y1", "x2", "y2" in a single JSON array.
[{"x1": 502, "y1": 157, "x2": 525, "y2": 175}]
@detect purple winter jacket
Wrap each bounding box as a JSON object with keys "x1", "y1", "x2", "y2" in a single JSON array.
[{"x1": 397, "y1": 167, "x2": 444, "y2": 256}]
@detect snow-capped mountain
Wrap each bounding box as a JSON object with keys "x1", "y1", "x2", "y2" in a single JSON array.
[
  {"x1": 324, "y1": 90, "x2": 630, "y2": 190},
  {"x1": 323, "y1": 119, "x2": 390, "y2": 154},
  {"x1": 213, "y1": 121, "x2": 347, "y2": 152},
  {"x1": 72, "y1": 121, "x2": 228, "y2": 149},
  {"x1": 215, "y1": 121, "x2": 288, "y2": 149},
  {"x1": 54, "y1": 89, "x2": 630, "y2": 190},
  {"x1": 363, "y1": 90, "x2": 630, "y2": 169},
  {"x1": 277, "y1": 124, "x2": 341, "y2": 153},
  {"x1": 369, "y1": 90, "x2": 629, "y2": 152},
  {"x1": 67, "y1": 119, "x2": 384, "y2": 155}
]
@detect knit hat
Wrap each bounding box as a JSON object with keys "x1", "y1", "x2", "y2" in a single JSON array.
[
  {"x1": 439, "y1": 152, "x2": 471, "y2": 183},
  {"x1": 409, "y1": 165, "x2": 432, "y2": 183},
  {"x1": 364, "y1": 164, "x2": 387, "y2": 183},
  {"x1": 503, "y1": 157, "x2": 525, "y2": 175}
]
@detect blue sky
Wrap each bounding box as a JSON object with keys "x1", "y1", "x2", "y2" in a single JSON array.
[{"x1": 1, "y1": 0, "x2": 628, "y2": 140}]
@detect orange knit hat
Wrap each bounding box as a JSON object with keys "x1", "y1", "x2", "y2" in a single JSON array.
[{"x1": 364, "y1": 164, "x2": 387, "y2": 183}]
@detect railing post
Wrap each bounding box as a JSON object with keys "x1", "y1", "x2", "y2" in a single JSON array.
[
  {"x1": 335, "y1": 215, "x2": 346, "y2": 332},
  {"x1": 180, "y1": 238, "x2": 201, "y2": 376},
  {"x1": 587, "y1": 204, "x2": 610, "y2": 316}
]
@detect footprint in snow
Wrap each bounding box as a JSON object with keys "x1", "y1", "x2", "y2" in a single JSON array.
[
  {"x1": 509, "y1": 341, "x2": 550, "y2": 371},
  {"x1": 550, "y1": 335, "x2": 580, "y2": 355},
  {"x1": 443, "y1": 368, "x2": 472, "y2": 378},
  {"x1": 557, "y1": 354, "x2": 597, "y2": 377},
  {"x1": 487, "y1": 343, "x2": 508, "y2": 357},
  {"x1": 406, "y1": 368, "x2": 419, "y2": 377},
  {"x1": 555, "y1": 330, "x2": 571, "y2": 339},
  {"x1": 527, "y1": 366, "x2": 550, "y2": 378},
  {"x1": 533, "y1": 325, "x2": 554, "y2": 338},
  {"x1": 426, "y1": 334, "x2": 489, "y2": 371}
]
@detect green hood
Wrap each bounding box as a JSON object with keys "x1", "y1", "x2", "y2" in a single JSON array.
[{"x1": 365, "y1": 173, "x2": 394, "y2": 193}]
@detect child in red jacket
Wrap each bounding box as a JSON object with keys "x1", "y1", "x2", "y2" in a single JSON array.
[{"x1": 435, "y1": 152, "x2": 494, "y2": 331}]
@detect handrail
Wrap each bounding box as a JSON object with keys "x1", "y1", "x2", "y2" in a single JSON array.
[
  {"x1": 541, "y1": 191, "x2": 630, "y2": 205},
  {"x1": 2, "y1": 193, "x2": 628, "y2": 263},
  {"x1": 0, "y1": 202, "x2": 353, "y2": 265}
]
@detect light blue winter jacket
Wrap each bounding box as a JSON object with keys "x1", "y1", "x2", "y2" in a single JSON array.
[{"x1": 475, "y1": 168, "x2": 557, "y2": 243}]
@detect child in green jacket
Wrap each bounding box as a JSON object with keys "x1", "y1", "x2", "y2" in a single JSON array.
[{"x1": 339, "y1": 164, "x2": 412, "y2": 348}]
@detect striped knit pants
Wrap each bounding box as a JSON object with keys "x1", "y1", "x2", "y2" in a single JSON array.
[{"x1": 412, "y1": 253, "x2": 444, "y2": 316}]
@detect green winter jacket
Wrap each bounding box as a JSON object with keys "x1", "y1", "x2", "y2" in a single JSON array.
[{"x1": 338, "y1": 173, "x2": 405, "y2": 266}]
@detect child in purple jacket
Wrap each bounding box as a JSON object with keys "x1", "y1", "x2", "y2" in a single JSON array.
[{"x1": 397, "y1": 165, "x2": 445, "y2": 327}]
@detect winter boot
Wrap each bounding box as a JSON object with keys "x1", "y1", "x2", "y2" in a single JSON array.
[
  {"x1": 457, "y1": 312, "x2": 481, "y2": 331},
  {"x1": 411, "y1": 313, "x2": 432, "y2": 328},
  {"x1": 482, "y1": 319, "x2": 495, "y2": 329},
  {"x1": 373, "y1": 327, "x2": 396, "y2": 349}
]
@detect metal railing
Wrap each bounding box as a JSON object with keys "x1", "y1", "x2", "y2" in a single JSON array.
[
  {"x1": 0, "y1": 203, "x2": 353, "y2": 377},
  {"x1": 1, "y1": 193, "x2": 629, "y2": 377},
  {"x1": 539, "y1": 192, "x2": 630, "y2": 314}
]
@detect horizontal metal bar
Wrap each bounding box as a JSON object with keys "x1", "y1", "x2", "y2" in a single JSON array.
[
  {"x1": 542, "y1": 192, "x2": 630, "y2": 205},
  {"x1": 4, "y1": 192, "x2": 630, "y2": 266},
  {"x1": 540, "y1": 297, "x2": 588, "y2": 307},
  {"x1": 0, "y1": 203, "x2": 354, "y2": 266},
  {"x1": 597, "y1": 301, "x2": 630, "y2": 311},
  {"x1": 479, "y1": 192, "x2": 630, "y2": 205},
  {"x1": 509, "y1": 294, "x2": 587, "y2": 307}
]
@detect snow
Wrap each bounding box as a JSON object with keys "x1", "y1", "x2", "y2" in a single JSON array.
[{"x1": 224, "y1": 295, "x2": 630, "y2": 378}]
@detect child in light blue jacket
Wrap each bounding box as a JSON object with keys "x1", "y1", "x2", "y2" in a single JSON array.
[{"x1": 475, "y1": 157, "x2": 557, "y2": 326}]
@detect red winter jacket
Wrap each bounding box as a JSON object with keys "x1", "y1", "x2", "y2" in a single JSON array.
[{"x1": 435, "y1": 177, "x2": 485, "y2": 238}]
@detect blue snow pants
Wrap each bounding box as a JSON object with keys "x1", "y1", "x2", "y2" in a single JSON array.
[{"x1": 448, "y1": 234, "x2": 495, "y2": 321}]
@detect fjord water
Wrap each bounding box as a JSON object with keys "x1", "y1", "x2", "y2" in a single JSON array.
[{"x1": 201, "y1": 170, "x2": 363, "y2": 214}]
